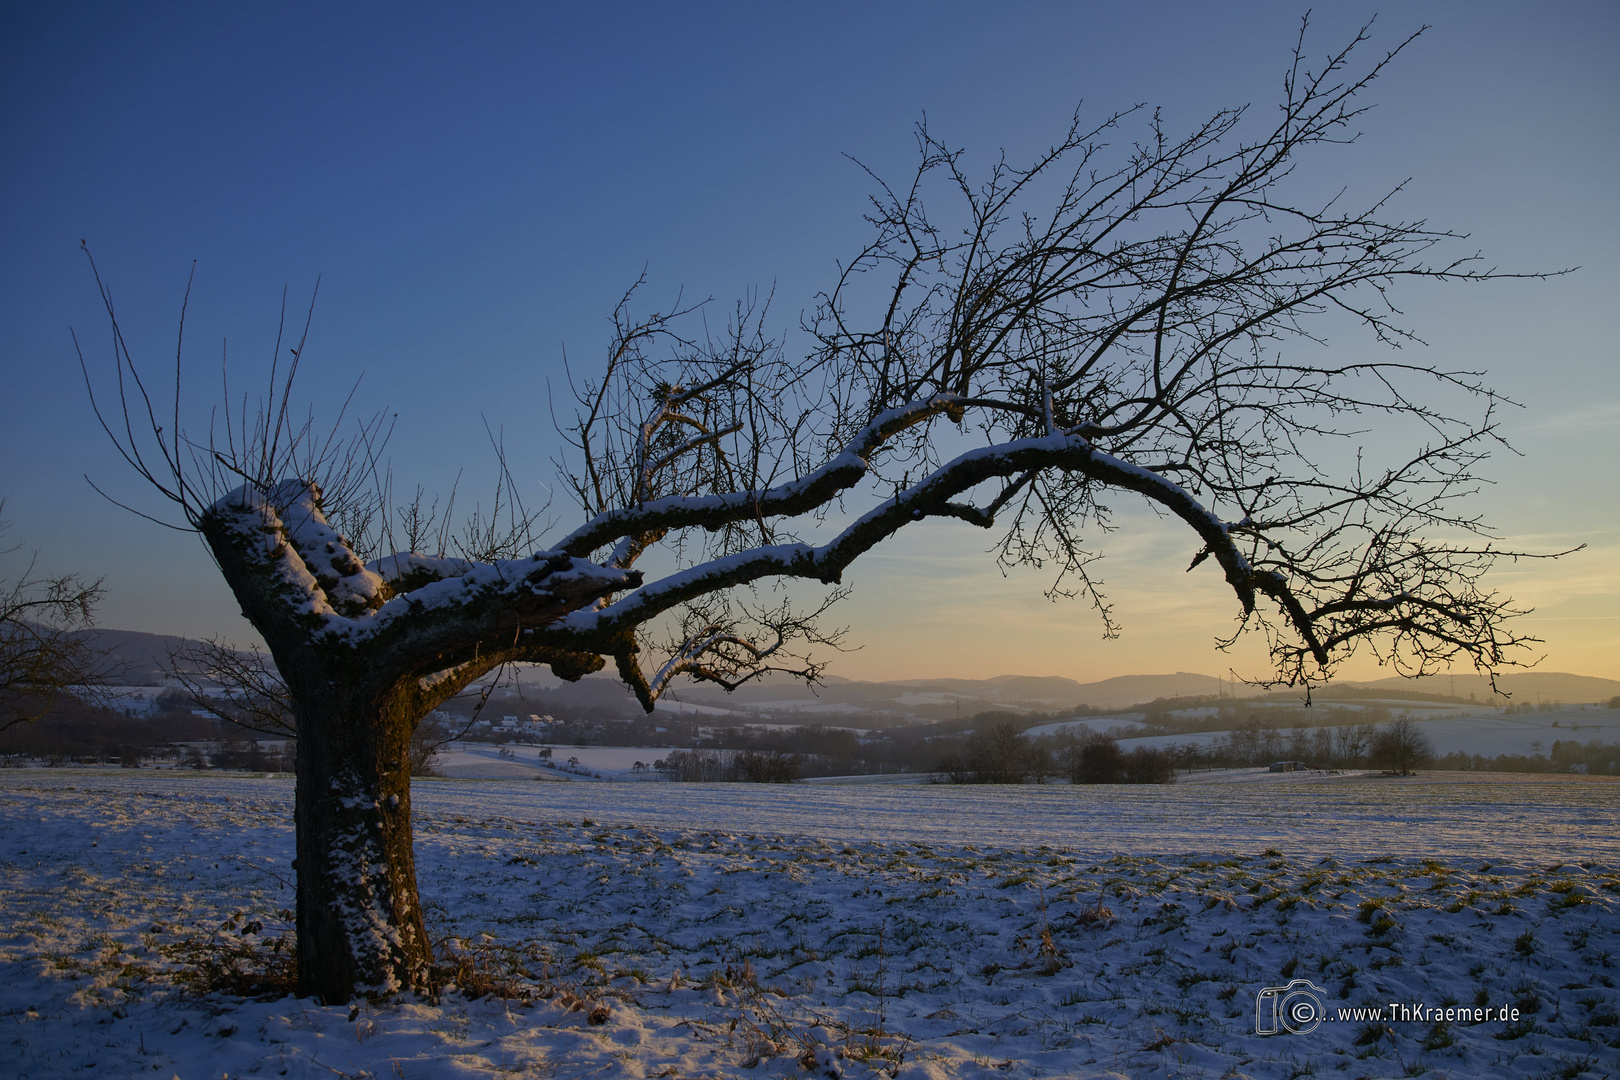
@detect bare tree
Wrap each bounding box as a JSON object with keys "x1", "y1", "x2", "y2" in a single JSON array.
[
  {"x1": 940, "y1": 720, "x2": 1032, "y2": 784},
  {"x1": 165, "y1": 638, "x2": 295, "y2": 736},
  {"x1": 164, "y1": 636, "x2": 463, "y2": 775},
  {"x1": 1067, "y1": 733, "x2": 1127, "y2": 784},
  {"x1": 1, "y1": 506, "x2": 111, "y2": 729},
  {"x1": 1333, "y1": 721, "x2": 1377, "y2": 768},
  {"x1": 82, "y1": 22, "x2": 1562, "y2": 1002},
  {"x1": 1372, "y1": 716, "x2": 1436, "y2": 775},
  {"x1": 79, "y1": 265, "x2": 632, "y2": 1002}
]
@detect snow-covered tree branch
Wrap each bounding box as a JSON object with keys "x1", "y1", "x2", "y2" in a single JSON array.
[{"x1": 533, "y1": 22, "x2": 1567, "y2": 708}]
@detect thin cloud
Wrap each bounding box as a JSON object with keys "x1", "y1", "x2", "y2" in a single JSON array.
[{"x1": 1527, "y1": 401, "x2": 1620, "y2": 430}]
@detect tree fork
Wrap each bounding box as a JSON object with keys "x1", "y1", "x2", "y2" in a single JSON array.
[{"x1": 193, "y1": 487, "x2": 632, "y2": 1000}]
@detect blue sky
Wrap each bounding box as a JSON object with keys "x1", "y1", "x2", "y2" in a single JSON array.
[{"x1": 3, "y1": 1, "x2": 1616, "y2": 682}]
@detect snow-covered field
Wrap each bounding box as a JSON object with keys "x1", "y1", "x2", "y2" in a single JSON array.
[
  {"x1": 434, "y1": 743, "x2": 669, "y2": 781},
  {"x1": 3, "y1": 770, "x2": 1617, "y2": 1079},
  {"x1": 1031, "y1": 705, "x2": 1620, "y2": 759}
]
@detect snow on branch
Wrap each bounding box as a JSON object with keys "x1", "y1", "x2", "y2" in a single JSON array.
[
  {"x1": 199, "y1": 481, "x2": 637, "y2": 689},
  {"x1": 553, "y1": 430, "x2": 1264, "y2": 650},
  {"x1": 555, "y1": 394, "x2": 972, "y2": 558}
]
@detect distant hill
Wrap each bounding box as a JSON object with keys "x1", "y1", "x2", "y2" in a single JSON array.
[
  {"x1": 1040, "y1": 672, "x2": 1229, "y2": 710},
  {"x1": 471, "y1": 666, "x2": 1620, "y2": 718},
  {"x1": 1343, "y1": 671, "x2": 1620, "y2": 706},
  {"x1": 76, "y1": 628, "x2": 203, "y2": 686},
  {"x1": 515, "y1": 668, "x2": 1232, "y2": 717},
  {"x1": 74, "y1": 628, "x2": 253, "y2": 687},
  {"x1": 84, "y1": 627, "x2": 1619, "y2": 713}
]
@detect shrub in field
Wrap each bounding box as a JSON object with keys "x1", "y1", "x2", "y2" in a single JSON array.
[
  {"x1": 656, "y1": 747, "x2": 801, "y2": 782},
  {"x1": 1373, "y1": 717, "x2": 1435, "y2": 775},
  {"x1": 1122, "y1": 747, "x2": 1176, "y2": 784},
  {"x1": 657, "y1": 749, "x2": 732, "y2": 782},
  {"x1": 733, "y1": 749, "x2": 801, "y2": 783}
]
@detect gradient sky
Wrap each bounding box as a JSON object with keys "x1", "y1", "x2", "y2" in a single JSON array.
[{"x1": 3, "y1": 1, "x2": 1616, "y2": 684}]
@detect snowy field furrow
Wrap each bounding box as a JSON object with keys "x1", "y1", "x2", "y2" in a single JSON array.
[{"x1": 2, "y1": 770, "x2": 1617, "y2": 1079}]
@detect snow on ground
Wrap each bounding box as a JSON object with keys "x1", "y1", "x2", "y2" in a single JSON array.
[
  {"x1": 1027, "y1": 706, "x2": 1620, "y2": 761},
  {"x1": 1116, "y1": 708, "x2": 1620, "y2": 760},
  {"x1": 433, "y1": 742, "x2": 672, "y2": 781},
  {"x1": 1388, "y1": 710, "x2": 1620, "y2": 758},
  {"x1": 98, "y1": 687, "x2": 174, "y2": 716},
  {"x1": 653, "y1": 699, "x2": 747, "y2": 717},
  {"x1": 746, "y1": 725, "x2": 872, "y2": 736},
  {"x1": 1022, "y1": 718, "x2": 1143, "y2": 739},
  {"x1": 2, "y1": 769, "x2": 1618, "y2": 1079},
  {"x1": 734, "y1": 701, "x2": 877, "y2": 716}
]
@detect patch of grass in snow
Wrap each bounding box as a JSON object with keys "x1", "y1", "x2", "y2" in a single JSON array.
[
  {"x1": 1494, "y1": 1016, "x2": 1538, "y2": 1040},
  {"x1": 160, "y1": 913, "x2": 297, "y2": 1000},
  {"x1": 1174, "y1": 967, "x2": 1219, "y2": 990},
  {"x1": 1069, "y1": 894, "x2": 1116, "y2": 928},
  {"x1": 1365, "y1": 913, "x2": 1400, "y2": 939},
  {"x1": 571, "y1": 946, "x2": 607, "y2": 974},
  {"x1": 431, "y1": 934, "x2": 568, "y2": 1003},
  {"x1": 1421, "y1": 1020, "x2": 1457, "y2": 1049},
  {"x1": 1577, "y1": 994, "x2": 1619, "y2": 1029},
  {"x1": 1551, "y1": 890, "x2": 1593, "y2": 914},
  {"x1": 1537, "y1": 1054, "x2": 1602, "y2": 1080},
  {"x1": 1353, "y1": 1019, "x2": 1393, "y2": 1046},
  {"x1": 1273, "y1": 891, "x2": 1309, "y2": 912}
]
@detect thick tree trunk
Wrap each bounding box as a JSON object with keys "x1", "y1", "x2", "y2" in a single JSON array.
[
  {"x1": 290, "y1": 685, "x2": 430, "y2": 1003},
  {"x1": 195, "y1": 484, "x2": 633, "y2": 1003}
]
